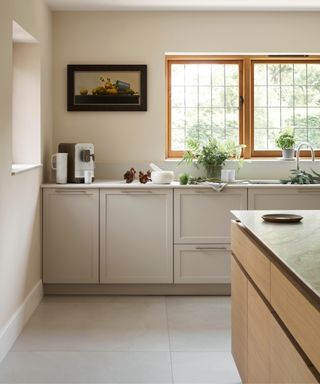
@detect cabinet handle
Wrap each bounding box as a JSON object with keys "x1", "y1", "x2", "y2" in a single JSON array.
[
  {"x1": 55, "y1": 190, "x2": 87, "y2": 193},
  {"x1": 298, "y1": 189, "x2": 320, "y2": 193},
  {"x1": 195, "y1": 190, "x2": 225, "y2": 193},
  {"x1": 195, "y1": 247, "x2": 227, "y2": 250},
  {"x1": 121, "y1": 190, "x2": 152, "y2": 194}
]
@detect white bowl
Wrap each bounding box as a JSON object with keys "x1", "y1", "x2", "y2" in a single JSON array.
[{"x1": 151, "y1": 171, "x2": 174, "y2": 184}]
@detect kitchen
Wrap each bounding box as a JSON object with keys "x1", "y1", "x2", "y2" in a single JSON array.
[{"x1": 1, "y1": 0, "x2": 320, "y2": 383}]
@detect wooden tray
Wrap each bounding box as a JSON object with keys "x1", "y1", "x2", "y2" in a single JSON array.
[{"x1": 262, "y1": 214, "x2": 303, "y2": 223}]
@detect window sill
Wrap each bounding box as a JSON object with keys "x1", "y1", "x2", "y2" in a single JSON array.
[{"x1": 12, "y1": 164, "x2": 43, "y2": 175}]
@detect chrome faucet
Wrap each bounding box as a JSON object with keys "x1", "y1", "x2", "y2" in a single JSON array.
[{"x1": 296, "y1": 142, "x2": 315, "y2": 172}]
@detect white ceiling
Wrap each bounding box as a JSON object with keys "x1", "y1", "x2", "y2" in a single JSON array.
[{"x1": 44, "y1": 0, "x2": 320, "y2": 11}]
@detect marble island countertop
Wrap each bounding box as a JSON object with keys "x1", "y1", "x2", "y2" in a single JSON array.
[
  {"x1": 42, "y1": 179, "x2": 320, "y2": 189},
  {"x1": 231, "y1": 210, "x2": 320, "y2": 300}
]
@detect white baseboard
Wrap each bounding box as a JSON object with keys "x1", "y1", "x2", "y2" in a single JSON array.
[{"x1": 0, "y1": 280, "x2": 43, "y2": 364}]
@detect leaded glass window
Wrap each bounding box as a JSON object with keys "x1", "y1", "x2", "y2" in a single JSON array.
[
  {"x1": 254, "y1": 63, "x2": 320, "y2": 150},
  {"x1": 170, "y1": 63, "x2": 240, "y2": 150}
]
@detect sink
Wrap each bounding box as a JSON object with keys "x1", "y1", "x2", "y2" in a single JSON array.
[{"x1": 249, "y1": 180, "x2": 281, "y2": 184}]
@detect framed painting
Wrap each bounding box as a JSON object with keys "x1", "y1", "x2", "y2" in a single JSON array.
[{"x1": 67, "y1": 64, "x2": 147, "y2": 111}]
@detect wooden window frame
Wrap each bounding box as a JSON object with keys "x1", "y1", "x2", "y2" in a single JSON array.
[{"x1": 166, "y1": 55, "x2": 320, "y2": 159}]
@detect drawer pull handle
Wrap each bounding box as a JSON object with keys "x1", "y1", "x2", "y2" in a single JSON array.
[
  {"x1": 195, "y1": 247, "x2": 227, "y2": 250},
  {"x1": 195, "y1": 190, "x2": 225, "y2": 193},
  {"x1": 298, "y1": 189, "x2": 320, "y2": 193},
  {"x1": 55, "y1": 190, "x2": 87, "y2": 193},
  {"x1": 121, "y1": 190, "x2": 152, "y2": 194}
]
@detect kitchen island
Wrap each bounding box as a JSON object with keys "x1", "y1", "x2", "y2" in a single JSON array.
[{"x1": 231, "y1": 210, "x2": 320, "y2": 384}]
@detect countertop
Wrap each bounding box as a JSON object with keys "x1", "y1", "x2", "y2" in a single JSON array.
[
  {"x1": 231, "y1": 210, "x2": 320, "y2": 300},
  {"x1": 41, "y1": 179, "x2": 320, "y2": 189}
]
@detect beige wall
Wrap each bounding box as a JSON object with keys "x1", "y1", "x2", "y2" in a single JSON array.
[
  {"x1": 0, "y1": 0, "x2": 52, "y2": 333},
  {"x1": 53, "y1": 11, "x2": 320, "y2": 163}
]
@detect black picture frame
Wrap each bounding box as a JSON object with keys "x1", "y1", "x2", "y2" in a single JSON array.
[{"x1": 67, "y1": 64, "x2": 147, "y2": 111}]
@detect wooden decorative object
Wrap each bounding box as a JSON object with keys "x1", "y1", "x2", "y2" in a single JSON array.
[
  {"x1": 139, "y1": 170, "x2": 152, "y2": 184},
  {"x1": 124, "y1": 168, "x2": 136, "y2": 183}
]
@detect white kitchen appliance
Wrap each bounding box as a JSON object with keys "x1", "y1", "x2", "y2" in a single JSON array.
[{"x1": 58, "y1": 143, "x2": 95, "y2": 183}]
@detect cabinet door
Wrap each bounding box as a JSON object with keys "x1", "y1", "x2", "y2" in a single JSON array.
[
  {"x1": 231, "y1": 255, "x2": 248, "y2": 384},
  {"x1": 43, "y1": 188, "x2": 99, "y2": 283},
  {"x1": 248, "y1": 187, "x2": 320, "y2": 210},
  {"x1": 100, "y1": 189, "x2": 173, "y2": 283},
  {"x1": 174, "y1": 188, "x2": 247, "y2": 244},
  {"x1": 174, "y1": 244, "x2": 231, "y2": 283},
  {"x1": 248, "y1": 281, "x2": 271, "y2": 384},
  {"x1": 271, "y1": 313, "x2": 320, "y2": 384}
]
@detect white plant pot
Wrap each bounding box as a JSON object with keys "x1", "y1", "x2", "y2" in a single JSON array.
[{"x1": 282, "y1": 149, "x2": 295, "y2": 159}]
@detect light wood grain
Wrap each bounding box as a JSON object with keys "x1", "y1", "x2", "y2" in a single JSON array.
[
  {"x1": 231, "y1": 255, "x2": 248, "y2": 384},
  {"x1": 248, "y1": 281, "x2": 271, "y2": 383},
  {"x1": 231, "y1": 220, "x2": 272, "y2": 301},
  {"x1": 271, "y1": 313, "x2": 320, "y2": 384},
  {"x1": 271, "y1": 262, "x2": 320, "y2": 374}
]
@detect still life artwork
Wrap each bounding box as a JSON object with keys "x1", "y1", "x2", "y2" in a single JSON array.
[{"x1": 67, "y1": 65, "x2": 147, "y2": 111}]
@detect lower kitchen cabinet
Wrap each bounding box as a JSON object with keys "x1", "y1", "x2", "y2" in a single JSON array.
[
  {"x1": 43, "y1": 188, "x2": 99, "y2": 283},
  {"x1": 174, "y1": 244, "x2": 231, "y2": 283},
  {"x1": 248, "y1": 187, "x2": 320, "y2": 210},
  {"x1": 100, "y1": 188, "x2": 173, "y2": 283}
]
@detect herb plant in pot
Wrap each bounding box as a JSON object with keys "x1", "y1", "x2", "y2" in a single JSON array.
[
  {"x1": 177, "y1": 137, "x2": 246, "y2": 181},
  {"x1": 275, "y1": 127, "x2": 296, "y2": 159}
]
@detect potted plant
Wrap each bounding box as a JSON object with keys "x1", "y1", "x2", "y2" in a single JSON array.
[
  {"x1": 177, "y1": 137, "x2": 246, "y2": 180},
  {"x1": 275, "y1": 127, "x2": 296, "y2": 158}
]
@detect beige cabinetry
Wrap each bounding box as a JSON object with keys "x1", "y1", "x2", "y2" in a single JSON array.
[
  {"x1": 231, "y1": 220, "x2": 320, "y2": 384},
  {"x1": 100, "y1": 188, "x2": 173, "y2": 283},
  {"x1": 174, "y1": 188, "x2": 247, "y2": 284},
  {"x1": 174, "y1": 188, "x2": 247, "y2": 244},
  {"x1": 248, "y1": 187, "x2": 320, "y2": 210},
  {"x1": 43, "y1": 188, "x2": 99, "y2": 283}
]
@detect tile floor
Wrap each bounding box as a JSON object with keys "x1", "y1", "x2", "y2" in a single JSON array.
[{"x1": 0, "y1": 295, "x2": 241, "y2": 384}]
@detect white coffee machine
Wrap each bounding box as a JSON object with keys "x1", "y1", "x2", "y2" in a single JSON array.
[{"x1": 58, "y1": 143, "x2": 95, "y2": 183}]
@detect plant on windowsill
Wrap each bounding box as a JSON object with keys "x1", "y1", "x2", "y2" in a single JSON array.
[
  {"x1": 275, "y1": 127, "x2": 296, "y2": 159},
  {"x1": 176, "y1": 137, "x2": 246, "y2": 182}
]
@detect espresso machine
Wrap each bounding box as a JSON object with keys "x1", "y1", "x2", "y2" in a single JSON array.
[{"x1": 58, "y1": 143, "x2": 95, "y2": 183}]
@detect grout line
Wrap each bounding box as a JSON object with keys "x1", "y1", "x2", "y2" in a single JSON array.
[{"x1": 165, "y1": 296, "x2": 175, "y2": 384}]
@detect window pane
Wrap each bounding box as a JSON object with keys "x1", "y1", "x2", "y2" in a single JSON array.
[
  {"x1": 268, "y1": 64, "x2": 280, "y2": 85},
  {"x1": 308, "y1": 108, "x2": 320, "y2": 128},
  {"x1": 281, "y1": 108, "x2": 294, "y2": 127},
  {"x1": 212, "y1": 65, "x2": 224, "y2": 86},
  {"x1": 199, "y1": 65, "x2": 211, "y2": 85},
  {"x1": 281, "y1": 64, "x2": 293, "y2": 85},
  {"x1": 255, "y1": 129, "x2": 267, "y2": 149},
  {"x1": 226, "y1": 87, "x2": 238, "y2": 107},
  {"x1": 185, "y1": 87, "x2": 198, "y2": 107},
  {"x1": 294, "y1": 65, "x2": 306, "y2": 85},
  {"x1": 308, "y1": 86, "x2": 320, "y2": 107},
  {"x1": 226, "y1": 129, "x2": 239, "y2": 142},
  {"x1": 268, "y1": 129, "x2": 280, "y2": 150},
  {"x1": 281, "y1": 86, "x2": 293, "y2": 107},
  {"x1": 212, "y1": 108, "x2": 224, "y2": 128},
  {"x1": 172, "y1": 65, "x2": 184, "y2": 86},
  {"x1": 295, "y1": 128, "x2": 308, "y2": 144},
  {"x1": 254, "y1": 64, "x2": 267, "y2": 85},
  {"x1": 254, "y1": 108, "x2": 267, "y2": 128},
  {"x1": 294, "y1": 86, "x2": 307, "y2": 107},
  {"x1": 172, "y1": 129, "x2": 185, "y2": 150},
  {"x1": 255, "y1": 86, "x2": 267, "y2": 107},
  {"x1": 212, "y1": 87, "x2": 224, "y2": 107},
  {"x1": 199, "y1": 108, "x2": 211, "y2": 128},
  {"x1": 308, "y1": 129, "x2": 320, "y2": 149},
  {"x1": 185, "y1": 65, "x2": 198, "y2": 86},
  {"x1": 172, "y1": 87, "x2": 184, "y2": 108},
  {"x1": 268, "y1": 86, "x2": 280, "y2": 107},
  {"x1": 268, "y1": 108, "x2": 280, "y2": 128},
  {"x1": 172, "y1": 108, "x2": 185, "y2": 129},
  {"x1": 307, "y1": 64, "x2": 320, "y2": 85},
  {"x1": 170, "y1": 63, "x2": 240, "y2": 151},
  {"x1": 185, "y1": 108, "x2": 198, "y2": 129},
  {"x1": 199, "y1": 87, "x2": 211, "y2": 107}
]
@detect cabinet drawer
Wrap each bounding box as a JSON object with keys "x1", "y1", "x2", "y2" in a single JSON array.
[
  {"x1": 174, "y1": 244, "x2": 231, "y2": 284},
  {"x1": 174, "y1": 188, "x2": 247, "y2": 244},
  {"x1": 231, "y1": 220, "x2": 273, "y2": 301},
  {"x1": 271, "y1": 262, "x2": 320, "y2": 374},
  {"x1": 271, "y1": 313, "x2": 320, "y2": 384}
]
